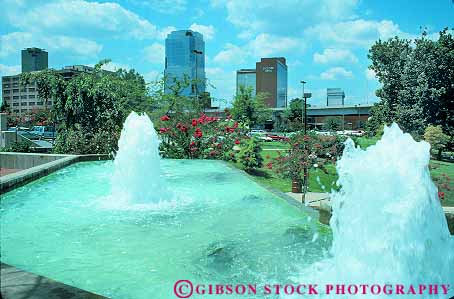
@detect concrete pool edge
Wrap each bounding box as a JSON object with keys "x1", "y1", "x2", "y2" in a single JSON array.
[
  {"x1": 0, "y1": 153, "x2": 112, "y2": 194},
  {"x1": 0, "y1": 263, "x2": 109, "y2": 299}
]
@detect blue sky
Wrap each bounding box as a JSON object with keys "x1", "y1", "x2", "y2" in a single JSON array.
[{"x1": 1, "y1": 0, "x2": 453, "y2": 107}]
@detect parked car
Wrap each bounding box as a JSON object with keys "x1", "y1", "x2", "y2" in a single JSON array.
[
  {"x1": 30, "y1": 126, "x2": 56, "y2": 139},
  {"x1": 266, "y1": 134, "x2": 289, "y2": 142}
]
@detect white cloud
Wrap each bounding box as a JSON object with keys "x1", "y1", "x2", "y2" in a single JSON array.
[
  {"x1": 0, "y1": 32, "x2": 102, "y2": 58},
  {"x1": 143, "y1": 43, "x2": 165, "y2": 64},
  {"x1": 189, "y1": 23, "x2": 215, "y2": 40},
  {"x1": 313, "y1": 48, "x2": 358, "y2": 64},
  {"x1": 127, "y1": 0, "x2": 187, "y2": 14},
  {"x1": 213, "y1": 43, "x2": 247, "y2": 64},
  {"x1": 365, "y1": 68, "x2": 376, "y2": 80},
  {"x1": 101, "y1": 62, "x2": 131, "y2": 72},
  {"x1": 0, "y1": 64, "x2": 21, "y2": 77},
  {"x1": 213, "y1": 33, "x2": 303, "y2": 65},
  {"x1": 247, "y1": 33, "x2": 302, "y2": 57},
  {"x1": 306, "y1": 19, "x2": 414, "y2": 47},
  {"x1": 217, "y1": 0, "x2": 358, "y2": 35},
  {"x1": 4, "y1": 0, "x2": 165, "y2": 40},
  {"x1": 320, "y1": 67, "x2": 353, "y2": 80}
]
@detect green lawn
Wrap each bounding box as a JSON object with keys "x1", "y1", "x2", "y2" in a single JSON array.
[
  {"x1": 430, "y1": 160, "x2": 454, "y2": 207},
  {"x1": 232, "y1": 137, "x2": 454, "y2": 207}
]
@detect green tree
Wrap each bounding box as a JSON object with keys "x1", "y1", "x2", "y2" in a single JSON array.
[
  {"x1": 238, "y1": 138, "x2": 263, "y2": 172},
  {"x1": 0, "y1": 101, "x2": 10, "y2": 113},
  {"x1": 23, "y1": 60, "x2": 152, "y2": 154},
  {"x1": 367, "y1": 29, "x2": 454, "y2": 137},
  {"x1": 424, "y1": 125, "x2": 450, "y2": 160},
  {"x1": 323, "y1": 116, "x2": 343, "y2": 132},
  {"x1": 279, "y1": 98, "x2": 304, "y2": 132},
  {"x1": 231, "y1": 85, "x2": 271, "y2": 129}
]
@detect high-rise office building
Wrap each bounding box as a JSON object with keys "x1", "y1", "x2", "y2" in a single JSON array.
[
  {"x1": 236, "y1": 69, "x2": 256, "y2": 95},
  {"x1": 21, "y1": 48, "x2": 48, "y2": 73},
  {"x1": 256, "y1": 58, "x2": 287, "y2": 108},
  {"x1": 326, "y1": 88, "x2": 345, "y2": 106},
  {"x1": 164, "y1": 30, "x2": 205, "y2": 97}
]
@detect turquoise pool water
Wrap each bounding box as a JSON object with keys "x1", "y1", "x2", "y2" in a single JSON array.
[{"x1": 0, "y1": 160, "x2": 331, "y2": 299}]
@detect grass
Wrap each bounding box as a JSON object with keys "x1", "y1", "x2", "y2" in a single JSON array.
[
  {"x1": 261, "y1": 141, "x2": 290, "y2": 150},
  {"x1": 430, "y1": 160, "x2": 454, "y2": 207},
  {"x1": 231, "y1": 137, "x2": 454, "y2": 207}
]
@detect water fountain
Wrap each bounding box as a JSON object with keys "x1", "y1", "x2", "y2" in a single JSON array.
[
  {"x1": 111, "y1": 111, "x2": 170, "y2": 205},
  {"x1": 294, "y1": 123, "x2": 454, "y2": 298}
]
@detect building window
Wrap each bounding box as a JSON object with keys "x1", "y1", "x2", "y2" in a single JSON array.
[
  {"x1": 4, "y1": 96, "x2": 11, "y2": 100},
  {"x1": 29, "y1": 95, "x2": 36, "y2": 99},
  {"x1": 3, "y1": 77, "x2": 11, "y2": 82},
  {"x1": 4, "y1": 90, "x2": 10, "y2": 94},
  {"x1": 37, "y1": 102, "x2": 43, "y2": 105},
  {"x1": 29, "y1": 102, "x2": 35, "y2": 106},
  {"x1": 48, "y1": 101, "x2": 53, "y2": 105},
  {"x1": 13, "y1": 89, "x2": 19, "y2": 93},
  {"x1": 20, "y1": 88, "x2": 26, "y2": 92},
  {"x1": 12, "y1": 83, "x2": 19, "y2": 88},
  {"x1": 21, "y1": 102, "x2": 27, "y2": 106},
  {"x1": 21, "y1": 95, "x2": 27, "y2": 99},
  {"x1": 29, "y1": 88, "x2": 36, "y2": 92},
  {"x1": 13, "y1": 96, "x2": 19, "y2": 100},
  {"x1": 13, "y1": 109, "x2": 19, "y2": 113},
  {"x1": 13, "y1": 103, "x2": 19, "y2": 106},
  {"x1": 3, "y1": 84, "x2": 10, "y2": 88},
  {"x1": 12, "y1": 77, "x2": 19, "y2": 81}
]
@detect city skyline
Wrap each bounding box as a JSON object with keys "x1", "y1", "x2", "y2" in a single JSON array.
[{"x1": 0, "y1": 0, "x2": 453, "y2": 107}]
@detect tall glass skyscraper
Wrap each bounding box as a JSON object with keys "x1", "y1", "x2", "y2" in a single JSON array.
[{"x1": 164, "y1": 30, "x2": 205, "y2": 97}]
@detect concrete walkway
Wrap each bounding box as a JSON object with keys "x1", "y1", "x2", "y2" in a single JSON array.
[
  {"x1": 285, "y1": 192, "x2": 454, "y2": 234},
  {"x1": 1, "y1": 263, "x2": 107, "y2": 299}
]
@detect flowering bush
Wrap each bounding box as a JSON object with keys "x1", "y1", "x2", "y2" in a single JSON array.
[
  {"x1": 270, "y1": 132, "x2": 344, "y2": 193},
  {"x1": 157, "y1": 111, "x2": 244, "y2": 160}
]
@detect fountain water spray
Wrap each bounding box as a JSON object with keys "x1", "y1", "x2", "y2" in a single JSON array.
[
  {"x1": 293, "y1": 123, "x2": 454, "y2": 298},
  {"x1": 111, "y1": 112, "x2": 169, "y2": 205}
]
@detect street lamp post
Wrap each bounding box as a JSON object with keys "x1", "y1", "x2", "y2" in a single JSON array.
[
  {"x1": 300, "y1": 80, "x2": 306, "y2": 134},
  {"x1": 193, "y1": 50, "x2": 203, "y2": 102}
]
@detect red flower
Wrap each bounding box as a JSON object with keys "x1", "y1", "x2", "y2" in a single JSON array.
[
  {"x1": 190, "y1": 141, "x2": 196, "y2": 147},
  {"x1": 159, "y1": 127, "x2": 169, "y2": 133},
  {"x1": 160, "y1": 115, "x2": 170, "y2": 121},
  {"x1": 234, "y1": 139, "x2": 240, "y2": 145},
  {"x1": 266, "y1": 162, "x2": 273, "y2": 169},
  {"x1": 194, "y1": 128, "x2": 203, "y2": 138},
  {"x1": 233, "y1": 122, "x2": 238, "y2": 128},
  {"x1": 438, "y1": 191, "x2": 445, "y2": 200},
  {"x1": 192, "y1": 119, "x2": 198, "y2": 127}
]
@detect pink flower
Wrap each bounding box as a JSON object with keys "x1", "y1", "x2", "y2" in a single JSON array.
[
  {"x1": 160, "y1": 115, "x2": 170, "y2": 121},
  {"x1": 234, "y1": 139, "x2": 240, "y2": 145},
  {"x1": 159, "y1": 127, "x2": 169, "y2": 133},
  {"x1": 192, "y1": 119, "x2": 198, "y2": 127}
]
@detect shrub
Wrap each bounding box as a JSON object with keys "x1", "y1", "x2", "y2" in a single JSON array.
[
  {"x1": 424, "y1": 125, "x2": 449, "y2": 160},
  {"x1": 238, "y1": 138, "x2": 263, "y2": 172},
  {"x1": 158, "y1": 112, "x2": 244, "y2": 161}
]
